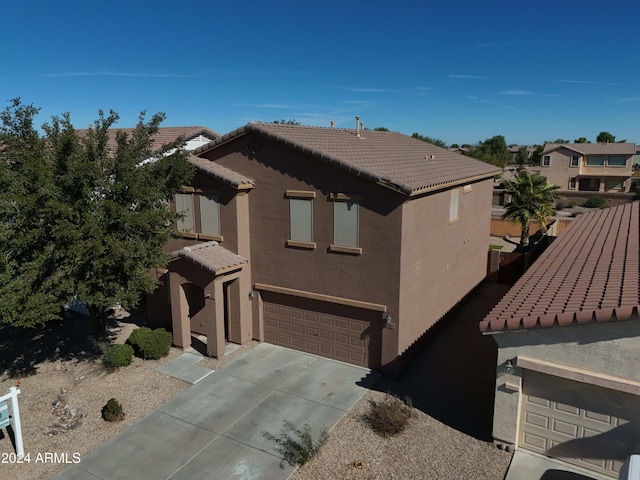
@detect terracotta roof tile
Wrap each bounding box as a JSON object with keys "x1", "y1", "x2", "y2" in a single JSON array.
[
  {"x1": 480, "y1": 202, "x2": 640, "y2": 333},
  {"x1": 171, "y1": 241, "x2": 247, "y2": 275},
  {"x1": 194, "y1": 122, "x2": 501, "y2": 196}
]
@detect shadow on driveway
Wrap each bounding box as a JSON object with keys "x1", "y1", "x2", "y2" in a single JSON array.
[{"x1": 371, "y1": 282, "x2": 510, "y2": 441}]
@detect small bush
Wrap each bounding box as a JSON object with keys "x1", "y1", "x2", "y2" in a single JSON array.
[
  {"x1": 567, "y1": 200, "x2": 577, "y2": 208},
  {"x1": 363, "y1": 393, "x2": 413, "y2": 438},
  {"x1": 583, "y1": 195, "x2": 606, "y2": 208},
  {"x1": 262, "y1": 420, "x2": 329, "y2": 467},
  {"x1": 127, "y1": 327, "x2": 172, "y2": 360},
  {"x1": 102, "y1": 344, "x2": 134, "y2": 368},
  {"x1": 101, "y1": 398, "x2": 125, "y2": 422},
  {"x1": 555, "y1": 199, "x2": 567, "y2": 210}
]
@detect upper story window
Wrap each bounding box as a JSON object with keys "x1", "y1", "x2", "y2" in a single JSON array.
[
  {"x1": 175, "y1": 190, "x2": 221, "y2": 239},
  {"x1": 585, "y1": 155, "x2": 605, "y2": 166},
  {"x1": 329, "y1": 193, "x2": 361, "y2": 254},
  {"x1": 285, "y1": 190, "x2": 315, "y2": 249},
  {"x1": 607, "y1": 156, "x2": 627, "y2": 167},
  {"x1": 542, "y1": 155, "x2": 550, "y2": 166},
  {"x1": 449, "y1": 188, "x2": 460, "y2": 223},
  {"x1": 570, "y1": 155, "x2": 580, "y2": 167}
]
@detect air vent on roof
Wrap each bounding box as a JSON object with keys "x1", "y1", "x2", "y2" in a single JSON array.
[
  {"x1": 425, "y1": 154, "x2": 436, "y2": 160},
  {"x1": 356, "y1": 116, "x2": 360, "y2": 137}
]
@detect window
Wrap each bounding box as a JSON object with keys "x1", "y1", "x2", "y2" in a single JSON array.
[
  {"x1": 334, "y1": 201, "x2": 359, "y2": 248},
  {"x1": 175, "y1": 193, "x2": 194, "y2": 232},
  {"x1": 570, "y1": 155, "x2": 579, "y2": 167},
  {"x1": 199, "y1": 194, "x2": 221, "y2": 236},
  {"x1": 605, "y1": 178, "x2": 623, "y2": 190},
  {"x1": 586, "y1": 156, "x2": 605, "y2": 166},
  {"x1": 175, "y1": 192, "x2": 221, "y2": 238},
  {"x1": 449, "y1": 188, "x2": 460, "y2": 223},
  {"x1": 569, "y1": 177, "x2": 577, "y2": 189},
  {"x1": 607, "y1": 156, "x2": 627, "y2": 167},
  {"x1": 542, "y1": 155, "x2": 550, "y2": 166},
  {"x1": 289, "y1": 198, "x2": 313, "y2": 243}
]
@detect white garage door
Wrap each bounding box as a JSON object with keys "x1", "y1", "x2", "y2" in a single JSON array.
[{"x1": 520, "y1": 370, "x2": 640, "y2": 478}]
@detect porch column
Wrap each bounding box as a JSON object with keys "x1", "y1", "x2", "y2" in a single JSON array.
[
  {"x1": 205, "y1": 278, "x2": 226, "y2": 358},
  {"x1": 169, "y1": 273, "x2": 191, "y2": 349}
]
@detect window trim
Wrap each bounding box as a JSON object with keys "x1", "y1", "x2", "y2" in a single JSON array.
[
  {"x1": 585, "y1": 155, "x2": 605, "y2": 166},
  {"x1": 174, "y1": 191, "x2": 223, "y2": 241},
  {"x1": 330, "y1": 194, "x2": 361, "y2": 254},
  {"x1": 570, "y1": 155, "x2": 579, "y2": 167},
  {"x1": 449, "y1": 188, "x2": 460, "y2": 224},
  {"x1": 288, "y1": 195, "x2": 315, "y2": 249},
  {"x1": 607, "y1": 156, "x2": 627, "y2": 167},
  {"x1": 542, "y1": 155, "x2": 551, "y2": 167}
]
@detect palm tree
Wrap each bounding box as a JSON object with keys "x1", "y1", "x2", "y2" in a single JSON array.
[{"x1": 502, "y1": 170, "x2": 560, "y2": 248}]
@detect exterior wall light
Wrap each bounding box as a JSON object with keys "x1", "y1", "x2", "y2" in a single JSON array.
[
  {"x1": 384, "y1": 314, "x2": 393, "y2": 328},
  {"x1": 248, "y1": 290, "x2": 256, "y2": 300}
]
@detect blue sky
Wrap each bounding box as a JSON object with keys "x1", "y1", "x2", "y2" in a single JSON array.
[{"x1": 1, "y1": 0, "x2": 638, "y2": 146}]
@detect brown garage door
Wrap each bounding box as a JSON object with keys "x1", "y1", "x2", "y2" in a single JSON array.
[
  {"x1": 262, "y1": 293, "x2": 382, "y2": 369},
  {"x1": 519, "y1": 370, "x2": 640, "y2": 478}
]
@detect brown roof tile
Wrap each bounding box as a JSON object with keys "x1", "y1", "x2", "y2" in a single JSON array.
[
  {"x1": 186, "y1": 155, "x2": 255, "y2": 189},
  {"x1": 194, "y1": 122, "x2": 501, "y2": 196},
  {"x1": 480, "y1": 201, "x2": 640, "y2": 334},
  {"x1": 542, "y1": 142, "x2": 636, "y2": 156},
  {"x1": 171, "y1": 241, "x2": 247, "y2": 275}
]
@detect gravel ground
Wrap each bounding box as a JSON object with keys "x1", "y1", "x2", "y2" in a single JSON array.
[
  {"x1": 291, "y1": 389, "x2": 512, "y2": 480},
  {"x1": 0, "y1": 310, "x2": 258, "y2": 480}
]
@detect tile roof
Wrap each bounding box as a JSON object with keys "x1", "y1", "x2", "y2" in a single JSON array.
[
  {"x1": 480, "y1": 202, "x2": 640, "y2": 334},
  {"x1": 194, "y1": 122, "x2": 501, "y2": 196},
  {"x1": 187, "y1": 155, "x2": 255, "y2": 189},
  {"x1": 78, "y1": 126, "x2": 219, "y2": 154},
  {"x1": 542, "y1": 142, "x2": 636, "y2": 156},
  {"x1": 171, "y1": 241, "x2": 247, "y2": 275}
]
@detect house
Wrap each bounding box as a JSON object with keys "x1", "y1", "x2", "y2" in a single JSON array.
[
  {"x1": 508, "y1": 145, "x2": 536, "y2": 164},
  {"x1": 148, "y1": 121, "x2": 500, "y2": 375},
  {"x1": 480, "y1": 201, "x2": 640, "y2": 478},
  {"x1": 539, "y1": 142, "x2": 636, "y2": 192}
]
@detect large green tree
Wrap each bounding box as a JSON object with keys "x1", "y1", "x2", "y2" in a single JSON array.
[
  {"x1": 596, "y1": 131, "x2": 615, "y2": 143},
  {"x1": 502, "y1": 170, "x2": 560, "y2": 248},
  {"x1": 0, "y1": 99, "x2": 194, "y2": 332},
  {"x1": 411, "y1": 132, "x2": 447, "y2": 148},
  {"x1": 468, "y1": 135, "x2": 511, "y2": 168}
]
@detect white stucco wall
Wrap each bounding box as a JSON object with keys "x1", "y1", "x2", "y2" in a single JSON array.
[{"x1": 489, "y1": 318, "x2": 640, "y2": 445}]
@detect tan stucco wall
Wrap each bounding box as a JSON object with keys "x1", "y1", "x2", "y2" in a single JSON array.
[
  {"x1": 490, "y1": 319, "x2": 640, "y2": 445},
  {"x1": 398, "y1": 179, "x2": 493, "y2": 354}
]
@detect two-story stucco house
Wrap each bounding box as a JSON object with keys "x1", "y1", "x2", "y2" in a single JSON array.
[
  {"x1": 148, "y1": 122, "x2": 500, "y2": 375},
  {"x1": 539, "y1": 142, "x2": 636, "y2": 192},
  {"x1": 481, "y1": 202, "x2": 640, "y2": 478}
]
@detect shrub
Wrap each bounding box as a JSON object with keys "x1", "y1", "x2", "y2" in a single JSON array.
[
  {"x1": 555, "y1": 199, "x2": 567, "y2": 210},
  {"x1": 127, "y1": 327, "x2": 172, "y2": 360},
  {"x1": 583, "y1": 195, "x2": 606, "y2": 208},
  {"x1": 101, "y1": 398, "x2": 125, "y2": 422},
  {"x1": 363, "y1": 393, "x2": 413, "y2": 438},
  {"x1": 567, "y1": 200, "x2": 577, "y2": 208},
  {"x1": 262, "y1": 420, "x2": 329, "y2": 467},
  {"x1": 102, "y1": 344, "x2": 134, "y2": 368}
]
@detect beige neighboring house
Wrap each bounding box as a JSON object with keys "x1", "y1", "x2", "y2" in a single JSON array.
[
  {"x1": 539, "y1": 142, "x2": 636, "y2": 192},
  {"x1": 147, "y1": 122, "x2": 501, "y2": 375},
  {"x1": 480, "y1": 201, "x2": 640, "y2": 479}
]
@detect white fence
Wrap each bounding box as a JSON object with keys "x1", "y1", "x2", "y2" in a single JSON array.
[{"x1": 0, "y1": 387, "x2": 23, "y2": 456}]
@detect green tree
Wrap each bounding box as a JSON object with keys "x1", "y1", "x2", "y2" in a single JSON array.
[
  {"x1": 0, "y1": 99, "x2": 194, "y2": 332},
  {"x1": 574, "y1": 137, "x2": 590, "y2": 143},
  {"x1": 374, "y1": 126, "x2": 389, "y2": 132},
  {"x1": 411, "y1": 132, "x2": 447, "y2": 148},
  {"x1": 468, "y1": 135, "x2": 511, "y2": 168},
  {"x1": 273, "y1": 119, "x2": 301, "y2": 125},
  {"x1": 516, "y1": 146, "x2": 529, "y2": 167},
  {"x1": 596, "y1": 131, "x2": 615, "y2": 143},
  {"x1": 502, "y1": 170, "x2": 560, "y2": 248}
]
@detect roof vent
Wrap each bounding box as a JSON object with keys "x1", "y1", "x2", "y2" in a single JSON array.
[
  {"x1": 330, "y1": 121, "x2": 335, "y2": 128},
  {"x1": 426, "y1": 154, "x2": 436, "y2": 160},
  {"x1": 356, "y1": 116, "x2": 360, "y2": 137}
]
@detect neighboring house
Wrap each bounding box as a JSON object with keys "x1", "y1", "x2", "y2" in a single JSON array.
[
  {"x1": 508, "y1": 145, "x2": 536, "y2": 163},
  {"x1": 480, "y1": 201, "x2": 640, "y2": 478},
  {"x1": 148, "y1": 122, "x2": 500, "y2": 375},
  {"x1": 539, "y1": 142, "x2": 636, "y2": 192}
]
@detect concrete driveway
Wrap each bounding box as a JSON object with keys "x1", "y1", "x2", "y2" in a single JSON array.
[
  {"x1": 55, "y1": 344, "x2": 378, "y2": 480},
  {"x1": 505, "y1": 450, "x2": 614, "y2": 480}
]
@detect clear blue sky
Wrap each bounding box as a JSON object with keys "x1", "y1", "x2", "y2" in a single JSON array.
[{"x1": 1, "y1": 0, "x2": 638, "y2": 146}]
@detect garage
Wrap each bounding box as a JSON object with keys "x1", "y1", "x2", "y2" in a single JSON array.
[
  {"x1": 262, "y1": 292, "x2": 382, "y2": 369},
  {"x1": 519, "y1": 370, "x2": 640, "y2": 478}
]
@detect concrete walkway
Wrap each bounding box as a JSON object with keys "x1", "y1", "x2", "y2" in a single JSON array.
[
  {"x1": 55, "y1": 344, "x2": 378, "y2": 480},
  {"x1": 505, "y1": 450, "x2": 614, "y2": 480}
]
